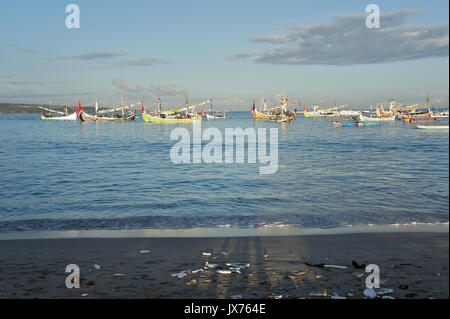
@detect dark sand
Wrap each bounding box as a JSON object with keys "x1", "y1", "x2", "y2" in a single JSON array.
[{"x1": 0, "y1": 232, "x2": 448, "y2": 299}]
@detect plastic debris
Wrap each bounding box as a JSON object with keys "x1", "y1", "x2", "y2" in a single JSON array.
[
  {"x1": 271, "y1": 294, "x2": 283, "y2": 299},
  {"x1": 230, "y1": 295, "x2": 242, "y2": 299},
  {"x1": 171, "y1": 271, "x2": 187, "y2": 279},
  {"x1": 382, "y1": 296, "x2": 395, "y2": 299},
  {"x1": 81, "y1": 293, "x2": 88, "y2": 297},
  {"x1": 93, "y1": 264, "x2": 101, "y2": 270},
  {"x1": 347, "y1": 292, "x2": 355, "y2": 297},
  {"x1": 331, "y1": 293, "x2": 346, "y2": 299},
  {"x1": 376, "y1": 288, "x2": 394, "y2": 295},
  {"x1": 202, "y1": 252, "x2": 212, "y2": 256},
  {"x1": 264, "y1": 254, "x2": 269, "y2": 258},
  {"x1": 363, "y1": 288, "x2": 377, "y2": 299},
  {"x1": 221, "y1": 251, "x2": 228, "y2": 256},
  {"x1": 309, "y1": 291, "x2": 329, "y2": 297},
  {"x1": 186, "y1": 279, "x2": 197, "y2": 286},
  {"x1": 113, "y1": 273, "x2": 125, "y2": 277},
  {"x1": 204, "y1": 262, "x2": 218, "y2": 268},
  {"x1": 229, "y1": 267, "x2": 242, "y2": 274},
  {"x1": 352, "y1": 260, "x2": 366, "y2": 269},
  {"x1": 191, "y1": 268, "x2": 204, "y2": 274},
  {"x1": 216, "y1": 270, "x2": 232, "y2": 275},
  {"x1": 140, "y1": 250, "x2": 151, "y2": 254},
  {"x1": 315, "y1": 275, "x2": 323, "y2": 279},
  {"x1": 324, "y1": 264, "x2": 348, "y2": 269},
  {"x1": 226, "y1": 263, "x2": 250, "y2": 269}
]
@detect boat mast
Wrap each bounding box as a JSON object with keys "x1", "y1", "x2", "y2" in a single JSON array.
[
  {"x1": 95, "y1": 98, "x2": 99, "y2": 116},
  {"x1": 121, "y1": 95, "x2": 125, "y2": 116},
  {"x1": 157, "y1": 98, "x2": 162, "y2": 113}
]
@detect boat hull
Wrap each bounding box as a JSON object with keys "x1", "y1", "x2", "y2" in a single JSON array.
[
  {"x1": 41, "y1": 112, "x2": 77, "y2": 120},
  {"x1": 417, "y1": 125, "x2": 449, "y2": 130},
  {"x1": 142, "y1": 112, "x2": 201, "y2": 123},
  {"x1": 304, "y1": 111, "x2": 338, "y2": 118},
  {"x1": 359, "y1": 114, "x2": 395, "y2": 122},
  {"x1": 79, "y1": 111, "x2": 136, "y2": 122},
  {"x1": 252, "y1": 110, "x2": 275, "y2": 120}
]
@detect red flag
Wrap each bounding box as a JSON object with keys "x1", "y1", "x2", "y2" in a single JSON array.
[
  {"x1": 142, "y1": 102, "x2": 144, "y2": 114},
  {"x1": 303, "y1": 105, "x2": 306, "y2": 112},
  {"x1": 200, "y1": 109, "x2": 203, "y2": 117},
  {"x1": 134, "y1": 109, "x2": 137, "y2": 115},
  {"x1": 78, "y1": 100, "x2": 82, "y2": 112}
]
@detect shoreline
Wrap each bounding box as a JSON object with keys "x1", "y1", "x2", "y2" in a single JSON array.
[
  {"x1": 0, "y1": 222, "x2": 447, "y2": 240},
  {"x1": 0, "y1": 232, "x2": 447, "y2": 299}
]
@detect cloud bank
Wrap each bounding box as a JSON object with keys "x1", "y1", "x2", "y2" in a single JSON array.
[{"x1": 229, "y1": 9, "x2": 449, "y2": 65}]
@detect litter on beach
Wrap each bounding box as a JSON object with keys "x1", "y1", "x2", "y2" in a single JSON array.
[
  {"x1": 171, "y1": 271, "x2": 187, "y2": 278},
  {"x1": 140, "y1": 250, "x2": 151, "y2": 254},
  {"x1": 204, "y1": 262, "x2": 219, "y2": 268},
  {"x1": 113, "y1": 273, "x2": 125, "y2": 277},
  {"x1": 376, "y1": 288, "x2": 394, "y2": 295},
  {"x1": 363, "y1": 288, "x2": 377, "y2": 299},
  {"x1": 93, "y1": 264, "x2": 101, "y2": 270},
  {"x1": 226, "y1": 263, "x2": 250, "y2": 269},
  {"x1": 202, "y1": 252, "x2": 212, "y2": 256},
  {"x1": 216, "y1": 270, "x2": 232, "y2": 275},
  {"x1": 309, "y1": 291, "x2": 329, "y2": 297},
  {"x1": 323, "y1": 264, "x2": 348, "y2": 269},
  {"x1": 191, "y1": 268, "x2": 204, "y2": 274}
]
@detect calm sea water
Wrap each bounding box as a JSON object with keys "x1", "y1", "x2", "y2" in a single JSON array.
[{"x1": 0, "y1": 112, "x2": 448, "y2": 232}]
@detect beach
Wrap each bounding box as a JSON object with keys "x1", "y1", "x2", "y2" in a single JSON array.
[{"x1": 0, "y1": 232, "x2": 448, "y2": 299}]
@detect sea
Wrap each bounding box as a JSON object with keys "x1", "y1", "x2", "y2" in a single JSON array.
[{"x1": 0, "y1": 112, "x2": 448, "y2": 236}]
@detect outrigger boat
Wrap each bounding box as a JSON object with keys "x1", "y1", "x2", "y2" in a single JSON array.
[
  {"x1": 205, "y1": 100, "x2": 227, "y2": 119},
  {"x1": 79, "y1": 97, "x2": 140, "y2": 122},
  {"x1": 304, "y1": 104, "x2": 344, "y2": 118},
  {"x1": 39, "y1": 102, "x2": 77, "y2": 120},
  {"x1": 417, "y1": 125, "x2": 449, "y2": 130},
  {"x1": 251, "y1": 94, "x2": 296, "y2": 122},
  {"x1": 402, "y1": 116, "x2": 442, "y2": 123},
  {"x1": 359, "y1": 113, "x2": 395, "y2": 122},
  {"x1": 142, "y1": 98, "x2": 210, "y2": 123}
]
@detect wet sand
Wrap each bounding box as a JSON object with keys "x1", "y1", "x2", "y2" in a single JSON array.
[{"x1": 0, "y1": 232, "x2": 448, "y2": 299}]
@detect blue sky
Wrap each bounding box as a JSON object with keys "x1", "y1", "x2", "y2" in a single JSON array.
[{"x1": 0, "y1": 0, "x2": 448, "y2": 110}]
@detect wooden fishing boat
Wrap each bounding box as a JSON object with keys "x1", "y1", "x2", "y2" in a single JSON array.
[
  {"x1": 359, "y1": 114, "x2": 395, "y2": 122},
  {"x1": 417, "y1": 125, "x2": 449, "y2": 130},
  {"x1": 142, "y1": 98, "x2": 210, "y2": 123},
  {"x1": 41, "y1": 112, "x2": 77, "y2": 120},
  {"x1": 39, "y1": 104, "x2": 77, "y2": 121},
  {"x1": 402, "y1": 116, "x2": 442, "y2": 123},
  {"x1": 332, "y1": 121, "x2": 362, "y2": 127},
  {"x1": 79, "y1": 111, "x2": 136, "y2": 122},
  {"x1": 79, "y1": 99, "x2": 140, "y2": 122}
]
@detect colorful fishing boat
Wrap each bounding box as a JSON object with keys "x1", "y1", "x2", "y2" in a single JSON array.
[
  {"x1": 332, "y1": 121, "x2": 361, "y2": 127},
  {"x1": 417, "y1": 125, "x2": 449, "y2": 130},
  {"x1": 359, "y1": 114, "x2": 395, "y2": 122},
  {"x1": 142, "y1": 98, "x2": 210, "y2": 123},
  {"x1": 39, "y1": 103, "x2": 77, "y2": 120},
  {"x1": 79, "y1": 99, "x2": 140, "y2": 122},
  {"x1": 402, "y1": 116, "x2": 442, "y2": 123}
]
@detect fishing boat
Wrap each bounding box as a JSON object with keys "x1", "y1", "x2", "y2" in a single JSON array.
[
  {"x1": 39, "y1": 102, "x2": 77, "y2": 120},
  {"x1": 79, "y1": 97, "x2": 140, "y2": 122},
  {"x1": 359, "y1": 113, "x2": 395, "y2": 122},
  {"x1": 304, "y1": 104, "x2": 343, "y2": 118},
  {"x1": 332, "y1": 121, "x2": 361, "y2": 127},
  {"x1": 205, "y1": 100, "x2": 227, "y2": 119},
  {"x1": 251, "y1": 94, "x2": 296, "y2": 121},
  {"x1": 402, "y1": 116, "x2": 442, "y2": 123},
  {"x1": 431, "y1": 111, "x2": 449, "y2": 118},
  {"x1": 142, "y1": 98, "x2": 210, "y2": 123},
  {"x1": 417, "y1": 125, "x2": 449, "y2": 130}
]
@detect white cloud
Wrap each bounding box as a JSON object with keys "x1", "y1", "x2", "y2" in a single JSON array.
[
  {"x1": 229, "y1": 9, "x2": 449, "y2": 65},
  {"x1": 149, "y1": 84, "x2": 188, "y2": 96},
  {"x1": 112, "y1": 79, "x2": 143, "y2": 93}
]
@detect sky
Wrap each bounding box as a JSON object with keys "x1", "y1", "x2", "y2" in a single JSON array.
[{"x1": 0, "y1": 0, "x2": 448, "y2": 110}]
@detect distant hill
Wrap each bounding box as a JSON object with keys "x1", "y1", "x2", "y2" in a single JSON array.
[{"x1": 0, "y1": 102, "x2": 94, "y2": 114}]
